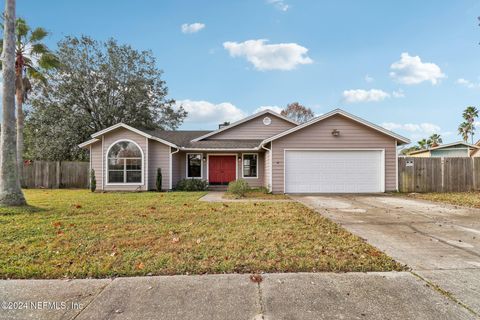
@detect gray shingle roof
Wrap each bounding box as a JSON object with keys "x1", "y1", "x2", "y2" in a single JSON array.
[{"x1": 144, "y1": 129, "x2": 262, "y2": 149}]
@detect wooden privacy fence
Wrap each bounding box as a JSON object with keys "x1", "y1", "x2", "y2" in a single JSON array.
[
  {"x1": 22, "y1": 161, "x2": 89, "y2": 189},
  {"x1": 398, "y1": 157, "x2": 480, "y2": 193}
]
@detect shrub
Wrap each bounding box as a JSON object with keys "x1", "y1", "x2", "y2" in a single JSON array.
[
  {"x1": 255, "y1": 186, "x2": 269, "y2": 194},
  {"x1": 90, "y1": 169, "x2": 96, "y2": 192},
  {"x1": 156, "y1": 168, "x2": 162, "y2": 191},
  {"x1": 228, "y1": 179, "x2": 250, "y2": 198},
  {"x1": 176, "y1": 178, "x2": 208, "y2": 191}
]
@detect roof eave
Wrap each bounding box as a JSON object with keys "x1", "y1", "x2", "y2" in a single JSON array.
[
  {"x1": 179, "y1": 147, "x2": 261, "y2": 151},
  {"x1": 87, "y1": 123, "x2": 178, "y2": 148},
  {"x1": 78, "y1": 138, "x2": 100, "y2": 148}
]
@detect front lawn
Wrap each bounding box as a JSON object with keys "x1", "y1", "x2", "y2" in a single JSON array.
[
  {"x1": 400, "y1": 191, "x2": 480, "y2": 208},
  {"x1": 223, "y1": 189, "x2": 289, "y2": 200},
  {"x1": 0, "y1": 190, "x2": 404, "y2": 279}
]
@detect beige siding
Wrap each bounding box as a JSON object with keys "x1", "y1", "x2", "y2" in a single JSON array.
[
  {"x1": 148, "y1": 140, "x2": 170, "y2": 190},
  {"x1": 264, "y1": 148, "x2": 271, "y2": 190},
  {"x1": 170, "y1": 151, "x2": 265, "y2": 187},
  {"x1": 409, "y1": 151, "x2": 431, "y2": 157},
  {"x1": 271, "y1": 114, "x2": 398, "y2": 193},
  {"x1": 89, "y1": 127, "x2": 169, "y2": 192},
  {"x1": 91, "y1": 141, "x2": 103, "y2": 190},
  {"x1": 207, "y1": 114, "x2": 296, "y2": 140},
  {"x1": 171, "y1": 151, "x2": 182, "y2": 187}
]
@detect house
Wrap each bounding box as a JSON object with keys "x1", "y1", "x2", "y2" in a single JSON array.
[
  {"x1": 79, "y1": 108, "x2": 410, "y2": 194},
  {"x1": 408, "y1": 142, "x2": 480, "y2": 158}
]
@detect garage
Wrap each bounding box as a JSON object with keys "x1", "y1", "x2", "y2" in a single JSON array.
[{"x1": 284, "y1": 150, "x2": 384, "y2": 193}]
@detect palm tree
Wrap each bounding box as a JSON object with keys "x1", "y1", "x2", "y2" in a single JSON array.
[
  {"x1": 0, "y1": 18, "x2": 59, "y2": 176},
  {"x1": 0, "y1": 0, "x2": 26, "y2": 206},
  {"x1": 461, "y1": 106, "x2": 479, "y2": 143},
  {"x1": 417, "y1": 139, "x2": 428, "y2": 149},
  {"x1": 427, "y1": 133, "x2": 442, "y2": 148},
  {"x1": 458, "y1": 122, "x2": 471, "y2": 143}
]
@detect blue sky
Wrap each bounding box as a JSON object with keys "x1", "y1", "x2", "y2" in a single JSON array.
[{"x1": 18, "y1": 0, "x2": 480, "y2": 144}]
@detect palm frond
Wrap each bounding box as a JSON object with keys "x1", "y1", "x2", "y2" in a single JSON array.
[
  {"x1": 15, "y1": 18, "x2": 29, "y2": 40},
  {"x1": 26, "y1": 66, "x2": 47, "y2": 85},
  {"x1": 30, "y1": 27, "x2": 48, "y2": 42},
  {"x1": 38, "y1": 52, "x2": 60, "y2": 69},
  {"x1": 31, "y1": 43, "x2": 48, "y2": 55}
]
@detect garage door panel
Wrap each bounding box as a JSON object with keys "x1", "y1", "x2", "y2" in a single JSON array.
[{"x1": 285, "y1": 150, "x2": 383, "y2": 193}]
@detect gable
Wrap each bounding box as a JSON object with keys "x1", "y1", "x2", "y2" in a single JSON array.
[
  {"x1": 192, "y1": 110, "x2": 298, "y2": 141},
  {"x1": 275, "y1": 114, "x2": 397, "y2": 146},
  {"x1": 79, "y1": 123, "x2": 177, "y2": 149},
  {"x1": 209, "y1": 114, "x2": 297, "y2": 140},
  {"x1": 263, "y1": 109, "x2": 410, "y2": 145}
]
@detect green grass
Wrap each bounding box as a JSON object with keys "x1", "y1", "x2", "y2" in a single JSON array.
[
  {"x1": 399, "y1": 191, "x2": 480, "y2": 208},
  {"x1": 0, "y1": 190, "x2": 405, "y2": 279}
]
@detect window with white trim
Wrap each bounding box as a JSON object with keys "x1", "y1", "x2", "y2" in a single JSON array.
[
  {"x1": 187, "y1": 154, "x2": 202, "y2": 178},
  {"x1": 243, "y1": 154, "x2": 257, "y2": 178},
  {"x1": 107, "y1": 141, "x2": 142, "y2": 183}
]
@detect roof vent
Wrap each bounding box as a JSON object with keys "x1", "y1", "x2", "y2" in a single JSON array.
[{"x1": 218, "y1": 121, "x2": 230, "y2": 129}]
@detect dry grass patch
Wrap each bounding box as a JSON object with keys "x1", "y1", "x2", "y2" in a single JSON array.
[
  {"x1": 400, "y1": 192, "x2": 480, "y2": 209},
  {"x1": 0, "y1": 190, "x2": 405, "y2": 279},
  {"x1": 223, "y1": 189, "x2": 288, "y2": 200}
]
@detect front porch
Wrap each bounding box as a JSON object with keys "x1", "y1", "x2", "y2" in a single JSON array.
[{"x1": 171, "y1": 150, "x2": 266, "y2": 189}]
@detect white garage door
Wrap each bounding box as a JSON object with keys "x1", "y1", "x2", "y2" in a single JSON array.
[{"x1": 285, "y1": 150, "x2": 384, "y2": 193}]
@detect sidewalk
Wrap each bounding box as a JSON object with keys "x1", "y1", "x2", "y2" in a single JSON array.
[{"x1": 0, "y1": 272, "x2": 476, "y2": 320}]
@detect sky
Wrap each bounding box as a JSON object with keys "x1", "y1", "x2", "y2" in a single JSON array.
[{"x1": 16, "y1": 0, "x2": 480, "y2": 145}]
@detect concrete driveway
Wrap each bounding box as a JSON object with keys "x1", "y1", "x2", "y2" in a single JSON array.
[{"x1": 293, "y1": 194, "x2": 480, "y2": 316}]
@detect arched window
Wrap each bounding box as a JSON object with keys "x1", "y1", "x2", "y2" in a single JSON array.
[{"x1": 107, "y1": 140, "x2": 143, "y2": 184}]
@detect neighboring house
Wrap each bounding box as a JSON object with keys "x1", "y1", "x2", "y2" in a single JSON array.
[
  {"x1": 408, "y1": 142, "x2": 480, "y2": 158},
  {"x1": 79, "y1": 109, "x2": 410, "y2": 194}
]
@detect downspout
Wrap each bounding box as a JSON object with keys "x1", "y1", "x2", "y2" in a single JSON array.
[
  {"x1": 261, "y1": 143, "x2": 272, "y2": 192},
  {"x1": 170, "y1": 147, "x2": 180, "y2": 190}
]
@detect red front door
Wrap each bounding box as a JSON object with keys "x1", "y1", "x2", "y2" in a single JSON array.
[{"x1": 208, "y1": 156, "x2": 236, "y2": 185}]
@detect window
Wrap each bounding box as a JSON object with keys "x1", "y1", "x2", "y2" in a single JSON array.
[
  {"x1": 107, "y1": 140, "x2": 142, "y2": 184},
  {"x1": 243, "y1": 154, "x2": 257, "y2": 178},
  {"x1": 187, "y1": 153, "x2": 202, "y2": 178}
]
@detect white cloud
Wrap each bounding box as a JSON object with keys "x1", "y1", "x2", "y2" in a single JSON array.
[
  {"x1": 176, "y1": 100, "x2": 246, "y2": 126},
  {"x1": 223, "y1": 39, "x2": 313, "y2": 71},
  {"x1": 342, "y1": 89, "x2": 390, "y2": 103},
  {"x1": 382, "y1": 122, "x2": 441, "y2": 134},
  {"x1": 390, "y1": 52, "x2": 445, "y2": 85},
  {"x1": 253, "y1": 105, "x2": 283, "y2": 114},
  {"x1": 456, "y1": 78, "x2": 478, "y2": 89},
  {"x1": 364, "y1": 74, "x2": 374, "y2": 83},
  {"x1": 392, "y1": 89, "x2": 405, "y2": 98},
  {"x1": 181, "y1": 22, "x2": 205, "y2": 34},
  {"x1": 267, "y1": 0, "x2": 289, "y2": 11}
]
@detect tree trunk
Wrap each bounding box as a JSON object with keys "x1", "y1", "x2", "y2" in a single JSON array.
[
  {"x1": 0, "y1": 0, "x2": 26, "y2": 206},
  {"x1": 15, "y1": 83, "x2": 24, "y2": 184}
]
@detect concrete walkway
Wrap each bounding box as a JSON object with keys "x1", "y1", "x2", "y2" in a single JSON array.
[
  {"x1": 293, "y1": 194, "x2": 480, "y2": 318},
  {"x1": 1, "y1": 272, "x2": 476, "y2": 320},
  {"x1": 199, "y1": 191, "x2": 292, "y2": 202}
]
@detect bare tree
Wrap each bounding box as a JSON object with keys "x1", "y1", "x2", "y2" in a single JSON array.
[
  {"x1": 0, "y1": 0, "x2": 26, "y2": 206},
  {"x1": 280, "y1": 102, "x2": 315, "y2": 123}
]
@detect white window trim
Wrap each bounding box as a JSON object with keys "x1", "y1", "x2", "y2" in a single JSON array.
[
  {"x1": 242, "y1": 153, "x2": 259, "y2": 179},
  {"x1": 105, "y1": 139, "x2": 145, "y2": 186},
  {"x1": 186, "y1": 153, "x2": 203, "y2": 179}
]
